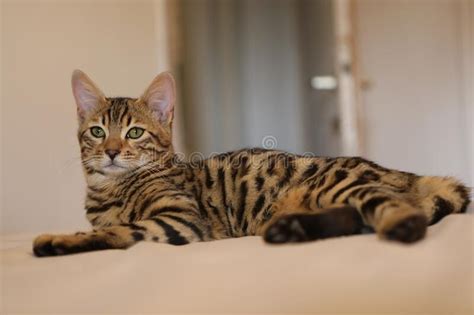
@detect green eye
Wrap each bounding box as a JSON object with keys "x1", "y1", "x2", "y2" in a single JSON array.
[
  {"x1": 90, "y1": 126, "x2": 105, "y2": 138},
  {"x1": 126, "y1": 127, "x2": 144, "y2": 139}
]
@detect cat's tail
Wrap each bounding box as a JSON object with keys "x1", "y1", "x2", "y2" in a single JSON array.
[{"x1": 413, "y1": 176, "x2": 471, "y2": 225}]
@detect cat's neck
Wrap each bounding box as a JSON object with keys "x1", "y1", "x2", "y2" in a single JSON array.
[{"x1": 83, "y1": 159, "x2": 173, "y2": 191}]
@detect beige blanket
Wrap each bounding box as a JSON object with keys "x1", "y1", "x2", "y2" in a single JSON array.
[{"x1": 1, "y1": 214, "x2": 473, "y2": 314}]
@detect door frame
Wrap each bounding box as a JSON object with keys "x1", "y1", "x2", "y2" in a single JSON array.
[
  {"x1": 333, "y1": 0, "x2": 365, "y2": 156},
  {"x1": 460, "y1": 0, "x2": 473, "y2": 185}
]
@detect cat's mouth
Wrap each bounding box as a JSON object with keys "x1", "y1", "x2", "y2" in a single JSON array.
[{"x1": 103, "y1": 162, "x2": 127, "y2": 172}]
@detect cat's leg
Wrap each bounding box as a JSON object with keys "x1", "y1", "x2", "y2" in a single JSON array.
[
  {"x1": 33, "y1": 214, "x2": 208, "y2": 257},
  {"x1": 343, "y1": 187, "x2": 428, "y2": 243},
  {"x1": 259, "y1": 187, "x2": 365, "y2": 243},
  {"x1": 262, "y1": 184, "x2": 427, "y2": 243},
  {"x1": 263, "y1": 192, "x2": 426, "y2": 244},
  {"x1": 263, "y1": 206, "x2": 364, "y2": 244}
]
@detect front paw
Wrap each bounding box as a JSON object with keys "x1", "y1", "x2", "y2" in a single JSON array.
[
  {"x1": 33, "y1": 233, "x2": 109, "y2": 257},
  {"x1": 33, "y1": 234, "x2": 58, "y2": 257}
]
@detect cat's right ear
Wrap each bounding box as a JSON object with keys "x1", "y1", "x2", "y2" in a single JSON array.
[{"x1": 71, "y1": 70, "x2": 105, "y2": 122}]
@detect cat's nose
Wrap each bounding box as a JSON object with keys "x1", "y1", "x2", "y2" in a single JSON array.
[{"x1": 105, "y1": 149, "x2": 120, "y2": 160}]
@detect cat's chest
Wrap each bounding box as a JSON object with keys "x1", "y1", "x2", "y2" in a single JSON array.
[{"x1": 85, "y1": 177, "x2": 187, "y2": 227}]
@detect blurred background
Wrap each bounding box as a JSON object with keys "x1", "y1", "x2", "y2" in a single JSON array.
[{"x1": 1, "y1": 0, "x2": 472, "y2": 233}]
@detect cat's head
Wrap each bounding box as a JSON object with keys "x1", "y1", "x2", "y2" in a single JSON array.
[{"x1": 71, "y1": 70, "x2": 175, "y2": 177}]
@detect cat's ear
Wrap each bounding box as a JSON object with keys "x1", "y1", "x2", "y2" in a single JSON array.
[
  {"x1": 71, "y1": 70, "x2": 106, "y2": 121},
  {"x1": 141, "y1": 72, "x2": 175, "y2": 125}
]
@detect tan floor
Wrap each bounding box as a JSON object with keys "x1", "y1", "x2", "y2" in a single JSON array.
[{"x1": 1, "y1": 212, "x2": 473, "y2": 314}]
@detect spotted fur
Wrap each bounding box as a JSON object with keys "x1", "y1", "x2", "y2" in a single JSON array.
[{"x1": 33, "y1": 70, "x2": 471, "y2": 256}]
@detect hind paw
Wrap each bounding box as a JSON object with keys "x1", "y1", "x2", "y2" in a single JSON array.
[
  {"x1": 383, "y1": 214, "x2": 427, "y2": 243},
  {"x1": 263, "y1": 216, "x2": 308, "y2": 244}
]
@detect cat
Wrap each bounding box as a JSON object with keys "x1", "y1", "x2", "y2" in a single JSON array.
[{"x1": 33, "y1": 70, "x2": 471, "y2": 256}]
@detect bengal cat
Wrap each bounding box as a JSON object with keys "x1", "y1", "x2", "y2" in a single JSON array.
[{"x1": 33, "y1": 70, "x2": 471, "y2": 256}]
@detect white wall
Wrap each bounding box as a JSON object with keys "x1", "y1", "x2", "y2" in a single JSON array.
[
  {"x1": 1, "y1": 0, "x2": 169, "y2": 233},
  {"x1": 355, "y1": 0, "x2": 472, "y2": 185},
  {"x1": 0, "y1": 2, "x2": 4, "y2": 234}
]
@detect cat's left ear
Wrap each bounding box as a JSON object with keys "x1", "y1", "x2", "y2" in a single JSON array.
[{"x1": 141, "y1": 72, "x2": 176, "y2": 125}]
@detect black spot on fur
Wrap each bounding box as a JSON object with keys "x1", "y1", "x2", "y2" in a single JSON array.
[
  {"x1": 455, "y1": 185, "x2": 471, "y2": 213},
  {"x1": 131, "y1": 232, "x2": 144, "y2": 241},
  {"x1": 430, "y1": 196, "x2": 454, "y2": 225},
  {"x1": 361, "y1": 170, "x2": 380, "y2": 181},
  {"x1": 300, "y1": 163, "x2": 319, "y2": 182},
  {"x1": 255, "y1": 175, "x2": 265, "y2": 191}
]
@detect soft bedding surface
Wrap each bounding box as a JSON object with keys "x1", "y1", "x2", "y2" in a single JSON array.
[{"x1": 1, "y1": 213, "x2": 473, "y2": 314}]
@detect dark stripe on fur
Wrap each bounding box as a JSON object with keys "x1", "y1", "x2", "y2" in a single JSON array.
[
  {"x1": 149, "y1": 206, "x2": 193, "y2": 218},
  {"x1": 160, "y1": 214, "x2": 204, "y2": 240},
  {"x1": 152, "y1": 218, "x2": 189, "y2": 245},
  {"x1": 315, "y1": 170, "x2": 348, "y2": 206},
  {"x1": 86, "y1": 200, "x2": 123, "y2": 214},
  {"x1": 252, "y1": 194, "x2": 266, "y2": 218},
  {"x1": 331, "y1": 179, "x2": 368, "y2": 203},
  {"x1": 361, "y1": 196, "x2": 390, "y2": 219},
  {"x1": 236, "y1": 181, "x2": 248, "y2": 228},
  {"x1": 300, "y1": 163, "x2": 319, "y2": 182}
]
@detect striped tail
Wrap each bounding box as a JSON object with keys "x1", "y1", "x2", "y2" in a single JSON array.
[{"x1": 414, "y1": 176, "x2": 471, "y2": 225}]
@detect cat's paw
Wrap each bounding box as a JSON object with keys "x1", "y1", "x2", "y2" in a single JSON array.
[
  {"x1": 263, "y1": 216, "x2": 308, "y2": 244},
  {"x1": 382, "y1": 214, "x2": 427, "y2": 243},
  {"x1": 33, "y1": 233, "x2": 109, "y2": 257},
  {"x1": 32, "y1": 234, "x2": 58, "y2": 257}
]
